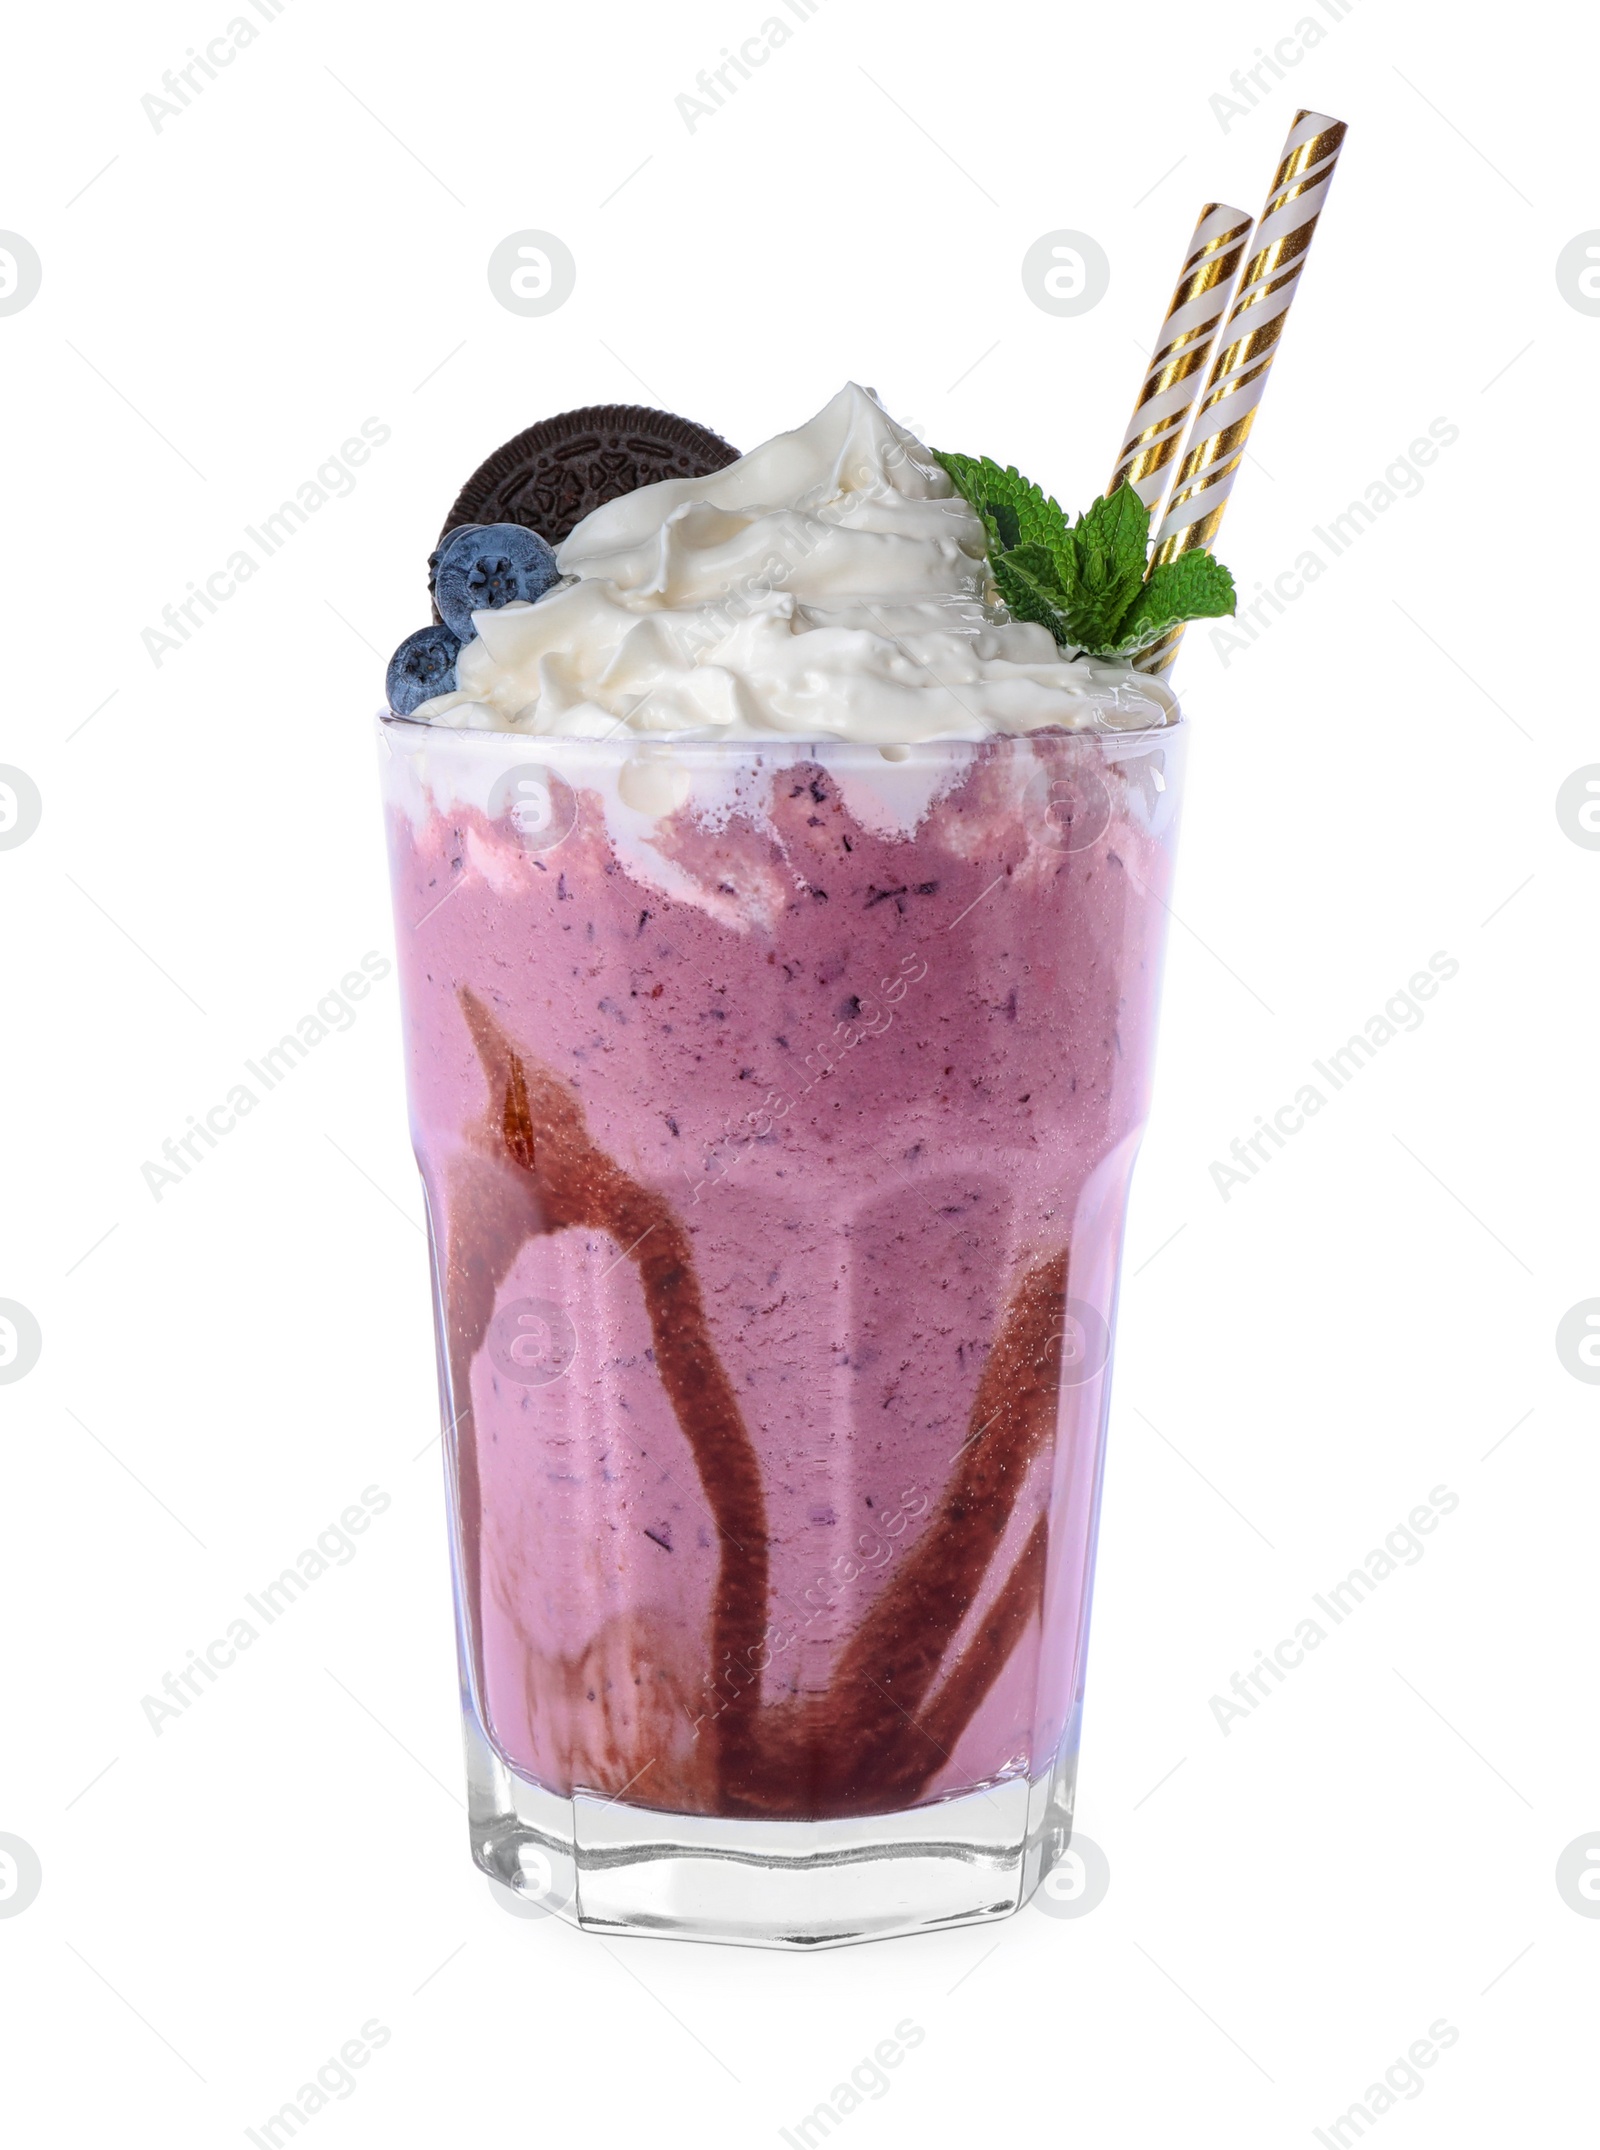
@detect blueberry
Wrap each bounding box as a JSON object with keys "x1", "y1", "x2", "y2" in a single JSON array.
[
  {"x1": 432, "y1": 522, "x2": 560, "y2": 638},
  {"x1": 427, "y1": 522, "x2": 483, "y2": 587},
  {"x1": 387, "y1": 624, "x2": 461, "y2": 716}
]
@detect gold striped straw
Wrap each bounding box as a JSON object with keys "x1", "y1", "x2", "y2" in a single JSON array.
[
  {"x1": 1135, "y1": 109, "x2": 1348, "y2": 677},
  {"x1": 1108, "y1": 201, "x2": 1254, "y2": 515}
]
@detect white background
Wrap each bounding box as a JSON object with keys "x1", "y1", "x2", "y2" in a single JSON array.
[{"x1": 3, "y1": 0, "x2": 1597, "y2": 2142}]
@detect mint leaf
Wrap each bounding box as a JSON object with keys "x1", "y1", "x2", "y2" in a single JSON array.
[
  {"x1": 1075, "y1": 485, "x2": 1151, "y2": 585},
  {"x1": 1005, "y1": 541, "x2": 1066, "y2": 594},
  {"x1": 931, "y1": 451, "x2": 1066, "y2": 555},
  {"x1": 993, "y1": 545, "x2": 1068, "y2": 638},
  {"x1": 1057, "y1": 485, "x2": 1151, "y2": 652},
  {"x1": 1112, "y1": 549, "x2": 1236, "y2": 652},
  {"x1": 989, "y1": 501, "x2": 1022, "y2": 550}
]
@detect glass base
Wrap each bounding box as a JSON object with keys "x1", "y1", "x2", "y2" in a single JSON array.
[{"x1": 465, "y1": 1705, "x2": 1080, "y2": 1949}]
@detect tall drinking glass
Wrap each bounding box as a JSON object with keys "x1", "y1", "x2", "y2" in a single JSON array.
[{"x1": 378, "y1": 716, "x2": 1183, "y2": 1947}]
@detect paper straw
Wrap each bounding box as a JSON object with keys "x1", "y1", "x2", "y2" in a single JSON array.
[
  {"x1": 1135, "y1": 109, "x2": 1348, "y2": 676},
  {"x1": 1108, "y1": 202, "x2": 1254, "y2": 515}
]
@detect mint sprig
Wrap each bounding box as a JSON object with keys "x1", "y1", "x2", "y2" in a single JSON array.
[
  {"x1": 1115, "y1": 547, "x2": 1238, "y2": 650},
  {"x1": 932, "y1": 450, "x2": 1236, "y2": 659},
  {"x1": 1057, "y1": 483, "x2": 1149, "y2": 651}
]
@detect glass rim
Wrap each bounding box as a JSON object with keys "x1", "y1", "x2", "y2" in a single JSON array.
[{"x1": 376, "y1": 709, "x2": 1187, "y2": 754}]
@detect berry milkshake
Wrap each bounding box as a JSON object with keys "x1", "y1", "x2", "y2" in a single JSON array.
[{"x1": 380, "y1": 386, "x2": 1185, "y2": 1943}]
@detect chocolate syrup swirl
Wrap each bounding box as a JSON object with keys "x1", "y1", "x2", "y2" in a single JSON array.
[{"x1": 449, "y1": 990, "x2": 1069, "y2": 1819}]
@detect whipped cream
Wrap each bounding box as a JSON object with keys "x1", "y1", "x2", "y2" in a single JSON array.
[{"x1": 415, "y1": 385, "x2": 1175, "y2": 744}]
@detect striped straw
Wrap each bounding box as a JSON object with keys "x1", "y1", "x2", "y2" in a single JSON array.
[
  {"x1": 1135, "y1": 110, "x2": 1348, "y2": 676},
  {"x1": 1108, "y1": 202, "x2": 1254, "y2": 515}
]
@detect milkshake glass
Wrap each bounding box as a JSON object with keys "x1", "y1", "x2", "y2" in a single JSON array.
[{"x1": 380, "y1": 712, "x2": 1182, "y2": 1946}]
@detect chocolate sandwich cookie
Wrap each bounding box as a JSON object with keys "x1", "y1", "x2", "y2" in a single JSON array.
[{"x1": 438, "y1": 404, "x2": 740, "y2": 553}]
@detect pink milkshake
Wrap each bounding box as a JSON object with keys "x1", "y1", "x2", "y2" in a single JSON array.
[{"x1": 380, "y1": 387, "x2": 1183, "y2": 1944}]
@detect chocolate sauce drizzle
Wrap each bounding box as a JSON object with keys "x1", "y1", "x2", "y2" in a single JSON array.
[
  {"x1": 759, "y1": 1252, "x2": 1068, "y2": 1814},
  {"x1": 458, "y1": 989, "x2": 769, "y2": 1796},
  {"x1": 451, "y1": 989, "x2": 1070, "y2": 1818}
]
